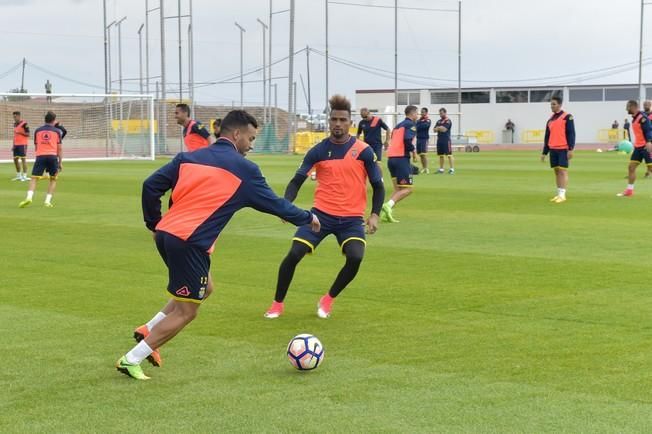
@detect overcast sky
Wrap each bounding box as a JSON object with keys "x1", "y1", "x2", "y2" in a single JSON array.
[{"x1": 0, "y1": 0, "x2": 648, "y2": 111}]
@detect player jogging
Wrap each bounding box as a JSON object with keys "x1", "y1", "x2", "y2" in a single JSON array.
[
  {"x1": 11, "y1": 111, "x2": 30, "y2": 181},
  {"x1": 379, "y1": 105, "x2": 418, "y2": 224},
  {"x1": 175, "y1": 103, "x2": 215, "y2": 151},
  {"x1": 618, "y1": 99, "x2": 652, "y2": 197},
  {"x1": 18, "y1": 111, "x2": 65, "y2": 208},
  {"x1": 416, "y1": 107, "x2": 431, "y2": 174},
  {"x1": 540, "y1": 96, "x2": 575, "y2": 203},
  {"x1": 115, "y1": 110, "x2": 320, "y2": 380},
  {"x1": 264, "y1": 95, "x2": 384, "y2": 320},
  {"x1": 434, "y1": 107, "x2": 454, "y2": 174}
]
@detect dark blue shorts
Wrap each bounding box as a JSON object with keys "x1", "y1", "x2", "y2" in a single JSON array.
[
  {"x1": 388, "y1": 157, "x2": 413, "y2": 187},
  {"x1": 155, "y1": 231, "x2": 210, "y2": 303},
  {"x1": 630, "y1": 147, "x2": 652, "y2": 164},
  {"x1": 12, "y1": 145, "x2": 26, "y2": 158},
  {"x1": 369, "y1": 142, "x2": 383, "y2": 162},
  {"x1": 32, "y1": 155, "x2": 59, "y2": 178},
  {"x1": 436, "y1": 141, "x2": 452, "y2": 156},
  {"x1": 416, "y1": 138, "x2": 429, "y2": 155},
  {"x1": 549, "y1": 149, "x2": 569, "y2": 169},
  {"x1": 293, "y1": 208, "x2": 366, "y2": 253}
]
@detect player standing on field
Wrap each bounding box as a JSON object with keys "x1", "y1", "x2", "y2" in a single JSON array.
[
  {"x1": 175, "y1": 103, "x2": 215, "y2": 151},
  {"x1": 116, "y1": 110, "x2": 320, "y2": 380},
  {"x1": 416, "y1": 107, "x2": 431, "y2": 174},
  {"x1": 434, "y1": 107, "x2": 454, "y2": 174},
  {"x1": 11, "y1": 111, "x2": 30, "y2": 181},
  {"x1": 356, "y1": 107, "x2": 390, "y2": 174},
  {"x1": 18, "y1": 111, "x2": 65, "y2": 208},
  {"x1": 264, "y1": 95, "x2": 385, "y2": 320},
  {"x1": 541, "y1": 96, "x2": 575, "y2": 203},
  {"x1": 617, "y1": 99, "x2": 652, "y2": 197},
  {"x1": 380, "y1": 105, "x2": 418, "y2": 224}
]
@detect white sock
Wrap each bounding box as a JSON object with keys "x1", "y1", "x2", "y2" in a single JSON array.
[
  {"x1": 558, "y1": 188, "x2": 566, "y2": 198},
  {"x1": 45, "y1": 194, "x2": 52, "y2": 204},
  {"x1": 16, "y1": 172, "x2": 21, "y2": 177},
  {"x1": 387, "y1": 199, "x2": 395, "y2": 208},
  {"x1": 146, "y1": 312, "x2": 167, "y2": 331},
  {"x1": 627, "y1": 184, "x2": 635, "y2": 190},
  {"x1": 125, "y1": 340, "x2": 153, "y2": 364},
  {"x1": 26, "y1": 190, "x2": 34, "y2": 200}
]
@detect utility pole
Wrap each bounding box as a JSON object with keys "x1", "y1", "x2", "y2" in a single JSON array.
[
  {"x1": 269, "y1": 0, "x2": 273, "y2": 124},
  {"x1": 306, "y1": 45, "x2": 312, "y2": 116},
  {"x1": 325, "y1": 0, "x2": 329, "y2": 114},
  {"x1": 20, "y1": 58, "x2": 26, "y2": 92},
  {"x1": 160, "y1": 0, "x2": 167, "y2": 151},
  {"x1": 458, "y1": 0, "x2": 462, "y2": 135},
  {"x1": 257, "y1": 18, "x2": 268, "y2": 122},
  {"x1": 288, "y1": 0, "x2": 295, "y2": 151},
  {"x1": 103, "y1": 0, "x2": 109, "y2": 94},
  {"x1": 189, "y1": 0, "x2": 195, "y2": 111},
  {"x1": 138, "y1": 24, "x2": 145, "y2": 95},
  {"x1": 638, "y1": 0, "x2": 645, "y2": 102},
  {"x1": 235, "y1": 22, "x2": 246, "y2": 108},
  {"x1": 116, "y1": 16, "x2": 127, "y2": 96},
  {"x1": 394, "y1": 0, "x2": 398, "y2": 116},
  {"x1": 177, "y1": 0, "x2": 183, "y2": 101}
]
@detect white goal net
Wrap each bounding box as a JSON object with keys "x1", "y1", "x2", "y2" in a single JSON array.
[{"x1": 0, "y1": 93, "x2": 155, "y2": 162}]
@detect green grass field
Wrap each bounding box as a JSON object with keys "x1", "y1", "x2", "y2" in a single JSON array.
[{"x1": 2, "y1": 151, "x2": 652, "y2": 433}]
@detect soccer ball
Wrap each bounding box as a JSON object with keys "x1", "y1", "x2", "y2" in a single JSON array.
[{"x1": 287, "y1": 334, "x2": 324, "y2": 371}]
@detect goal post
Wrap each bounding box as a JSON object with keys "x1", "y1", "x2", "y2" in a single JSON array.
[{"x1": 0, "y1": 92, "x2": 156, "y2": 162}]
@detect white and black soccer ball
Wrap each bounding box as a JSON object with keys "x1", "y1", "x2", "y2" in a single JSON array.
[{"x1": 287, "y1": 334, "x2": 324, "y2": 371}]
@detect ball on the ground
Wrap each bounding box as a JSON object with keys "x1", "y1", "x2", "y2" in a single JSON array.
[
  {"x1": 596, "y1": 148, "x2": 603, "y2": 153},
  {"x1": 618, "y1": 140, "x2": 633, "y2": 153},
  {"x1": 287, "y1": 334, "x2": 324, "y2": 371}
]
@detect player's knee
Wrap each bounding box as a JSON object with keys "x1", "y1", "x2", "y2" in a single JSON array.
[
  {"x1": 176, "y1": 302, "x2": 200, "y2": 322},
  {"x1": 344, "y1": 242, "x2": 365, "y2": 264},
  {"x1": 288, "y1": 242, "x2": 311, "y2": 262}
]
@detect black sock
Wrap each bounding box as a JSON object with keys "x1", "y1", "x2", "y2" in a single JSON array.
[
  {"x1": 275, "y1": 241, "x2": 311, "y2": 302},
  {"x1": 328, "y1": 240, "x2": 365, "y2": 298}
]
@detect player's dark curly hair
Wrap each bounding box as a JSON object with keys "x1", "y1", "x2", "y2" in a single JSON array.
[
  {"x1": 221, "y1": 110, "x2": 258, "y2": 134},
  {"x1": 329, "y1": 94, "x2": 351, "y2": 114},
  {"x1": 45, "y1": 111, "x2": 56, "y2": 123}
]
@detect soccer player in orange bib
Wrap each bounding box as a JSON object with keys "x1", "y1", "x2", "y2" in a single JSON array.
[
  {"x1": 540, "y1": 96, "x2": 575, "y2": 203},
  {"x1": 380, "y1": 105, "x2": 418, "y2": 223},
  {"x1": 19, "y1": 111, "x2": 66, "y2": 208},
  {"x1": 175, "y1": 103, "x2": 215, "y2": 151},
  {"x1": 618, "y1": 100, "x2": 652, "y2": 197},
  {"x1": 116, "y1": 110, "x2": 320, "y2": 379},
  {"x1": 264, "y1": 95, "x2": 385, "y2": 319},
  {"x1": 11, "y1": 111, "x2": 30, "y2": 181}
]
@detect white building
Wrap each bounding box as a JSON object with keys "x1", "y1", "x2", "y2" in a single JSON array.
[{"x1": 355, "y1": 84, "x2": 651, "y2": 144}]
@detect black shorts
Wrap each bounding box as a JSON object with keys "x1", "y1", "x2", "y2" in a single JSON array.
[
  {"x1": 12, "y1": 145, "x2": 26, "y2": 158},
  {"x1": 155, "y1": 231, "x2": 210, "y2": 303},
  {"x1": 388, "y1": 157, "x2": 413, "y2": 187},
  {"x1": 549, "y1": 149, "x2": 569, "y2": 169},
  {"x1": 293, "y1": 208, "x2": 366, "y2": 253},
  {"x1": 630, "y1": 147, "x2": 652, "y2": 164},
  {"x1": 32, "y1": 155, "x2": 59, "y2": 178},
  {"x1": 436, "y1": 141, "x2": 452, "y2": 156},
  {"x1": 369, "y1": 143, "x2": 383, "y2": 162},
  {"x1": 416, "y1": 138, "x2": 429, "y2": 155}
]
